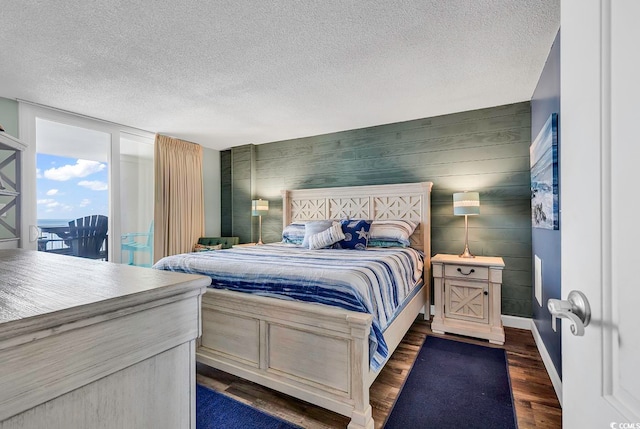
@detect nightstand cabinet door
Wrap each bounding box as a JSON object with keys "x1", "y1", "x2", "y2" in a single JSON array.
[{"x1": 444, "y1": 279, "x2": 489, "y2": 324}]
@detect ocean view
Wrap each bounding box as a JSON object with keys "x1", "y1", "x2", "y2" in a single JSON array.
[{"x1": 38, "y1": 219, "x2": 72, "y2": 227}]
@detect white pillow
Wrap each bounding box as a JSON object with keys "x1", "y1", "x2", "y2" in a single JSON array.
[
  {"x1": 302, "y1": 220, "x2": 333, "y2": 248},
  {"x1": 368, "y1": 220, "x2": 418, "y2": 247},
  {"x1": 308, "y1": 222, "x2": 346, "y2": 250}
]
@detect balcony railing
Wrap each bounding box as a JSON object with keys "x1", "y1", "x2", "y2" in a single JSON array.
[{"x1": 38, "y1": 221, "x2": 108, "y2": 260}]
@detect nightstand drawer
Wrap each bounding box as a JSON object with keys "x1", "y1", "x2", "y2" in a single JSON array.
[{"x1": 444, "y1": 264, "x2": 489, "y2": 280}]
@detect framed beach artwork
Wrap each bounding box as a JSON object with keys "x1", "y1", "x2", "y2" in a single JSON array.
[{"x1": 530, "y1": 113, "x2": 559, "y2": 230}]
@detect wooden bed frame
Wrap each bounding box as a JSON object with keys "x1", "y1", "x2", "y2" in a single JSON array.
[{"x1": 196, "y1": 182, "x2": 433, "y2": 429}]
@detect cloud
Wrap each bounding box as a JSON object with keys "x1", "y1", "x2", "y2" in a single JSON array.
[
  {"x1": 46, "y1": 189, "x2": 59, "y2": 196},
  {"x1": 44, "y1": 201, "x2": 73, "y2": 211},
  {"x1": 36, "y1": 169, "x2": 42, "y2": 179},
  {"x1": 79, "y1": 198, "x2": 91, "y2": 207},
  {"x1": 44, "y1": 159, "x2": 105, "y2": 181},
  {"x1": 37, "y1": 198, "x2": 73, "y2": 211},
  {"x1": 78, "y1": 180, "x2": 108, "y2": 191}
]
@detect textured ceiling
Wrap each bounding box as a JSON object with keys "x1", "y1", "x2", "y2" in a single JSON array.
[{"x1": 0, "y1": 1, "x2": 559, "y2": 151}]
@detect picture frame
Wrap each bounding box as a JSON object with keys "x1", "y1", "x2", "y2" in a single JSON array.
[{"x1": 530, "y1": 113, "x2": 559, "y2": 230}]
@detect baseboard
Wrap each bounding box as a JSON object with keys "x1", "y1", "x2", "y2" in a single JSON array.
[
  {"x1": 530, "y1": 320, "x2": 563, "y2": 406},
  {"x1": 501, "y1": 315, "x2": 532, "y2": 330}
]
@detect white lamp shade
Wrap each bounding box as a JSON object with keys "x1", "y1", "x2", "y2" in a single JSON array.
[
  {"x1": 252, "y1": 199, "x2": 269, "y2": 216},
  {"x1": 453, "y1": 192, "x2": 480, "y2": 216}
]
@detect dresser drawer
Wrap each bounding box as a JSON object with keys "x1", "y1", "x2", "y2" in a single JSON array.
[{"x1": 444, "y1": 264, "x2": 489, "y2": 280}]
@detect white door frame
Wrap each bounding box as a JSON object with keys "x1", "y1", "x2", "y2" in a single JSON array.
[{"x1": 18, "y1": 101, "x2": 154, "y2": 263}]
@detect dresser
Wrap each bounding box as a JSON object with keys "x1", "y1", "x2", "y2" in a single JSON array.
[
  {"x1": 0, "y1": 250, "x2": 210, "y2": 428},
  {"x1": 431, "y1": 253, "x2": 505, "y2": 345}
]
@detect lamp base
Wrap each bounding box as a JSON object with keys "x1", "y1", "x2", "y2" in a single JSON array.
[
  {"x1": 256, "y1": 215, "x2": 264, "y2": 245},
  {"x1": 458, "y1": 214, "x2": 475, "y2": 258},
  {"x1": 459, "y1": 246, "x2": 475, "y2": 258}
]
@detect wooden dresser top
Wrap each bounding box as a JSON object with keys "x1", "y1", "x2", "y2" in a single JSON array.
[{"x1": 0, "y1": 249, "x2": 209, "y2": 341}]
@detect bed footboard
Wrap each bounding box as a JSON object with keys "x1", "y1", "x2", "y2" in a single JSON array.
[{"x1": 197, "y1": 288, "x2": 375, "y2": 429}]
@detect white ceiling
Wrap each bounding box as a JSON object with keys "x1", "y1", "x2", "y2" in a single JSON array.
[{"x1": 1, "y1": 0, "x2": 559, "y2": 151}]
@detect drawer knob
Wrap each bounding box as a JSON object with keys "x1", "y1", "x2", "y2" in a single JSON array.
[
  {"x1": 483, "y1": 291, "x2": 488, "y2": 295},
  {"x1": 457, "y1": 267, "x2": 475, "y2": 276}
]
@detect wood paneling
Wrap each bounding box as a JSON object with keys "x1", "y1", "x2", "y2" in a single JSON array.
[
  {"x1": 220, "y1": 150, "x2": 232, "y2": 236},
  {"x1": 221, "y1": 102, "x2": 533, "y2": 317},
  {"x1": 197, "y1": 319, "x2": 562, "y2": 429},
  {"x1": 229, "y1": 145, "x2": 255, "y2": 243}
]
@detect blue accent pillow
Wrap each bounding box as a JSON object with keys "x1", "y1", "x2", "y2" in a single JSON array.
[
  {"x1": 335, "y1": 219, "x2": 372, "y2": 250},
  {"x1": 367, "y1": 239, "x2": 407, "y2": 248},
  {"x1": 282, "y1": 223, "x2": 305, "y2": 245}
]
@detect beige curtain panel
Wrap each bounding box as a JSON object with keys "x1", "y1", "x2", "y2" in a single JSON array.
[{"x1": 154, "y1": 134, "x2": 205, "y2": 262}]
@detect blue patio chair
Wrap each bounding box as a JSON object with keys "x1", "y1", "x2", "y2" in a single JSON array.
[
  {"x1": 121, "y1": 221, "x2": 153, "y2": 267},
  {"x1": 66, "y1": 215, "x2": 109, "y2": 260}
]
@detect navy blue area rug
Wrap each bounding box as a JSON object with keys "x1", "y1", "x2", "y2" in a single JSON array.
[
  {"x1": 196, "y1": 384, "x2": 302, "y2": 429},
  {"x1": 384, "y1": 336, "x2": 517, "y2": 429}
]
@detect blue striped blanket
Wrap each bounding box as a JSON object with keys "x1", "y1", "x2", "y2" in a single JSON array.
[{"x1": 153, "y1": 243, "x2": 424, "y2": 370}]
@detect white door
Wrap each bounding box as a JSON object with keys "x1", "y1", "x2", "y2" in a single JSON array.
[{"x1": 561, "y1": 0, "x2": 640, "y2": 427}]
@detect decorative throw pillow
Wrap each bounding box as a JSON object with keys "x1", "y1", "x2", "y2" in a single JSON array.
[
  {"x1": 368, "y1": 219, "x2": 418, "y2": 247},
  {"x1": 308, "y1": 222, "x2": 346, "y2": 250},
  {"x1": 367, "y1": 239, "x2": 408, "y2": 248},
  {"x1": 302, "y1": 220, "x2": 334, "y2": 248},
  {"x1": 335, "y1": 219, "x2": 372, "y2": 250},
  {"x1": 193, "y1": 243, "x2": 223, "y2": 252},
  {"x1": 282, "y1": 223, "x2": 306, "y2": 245}
]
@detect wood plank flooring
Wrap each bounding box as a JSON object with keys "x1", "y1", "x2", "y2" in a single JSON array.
[{"x1": 196, "y1": 318, "x2": 562, "y2": 428}]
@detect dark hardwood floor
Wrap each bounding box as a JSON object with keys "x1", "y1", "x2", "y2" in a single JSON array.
[{"x1": 196, "y1": 318, "x2": 562, "y2": 428}]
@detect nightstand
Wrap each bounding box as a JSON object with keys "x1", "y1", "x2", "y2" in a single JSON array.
[{"x1": 431, "y1": 254, "x2": 505, "y2": 345}]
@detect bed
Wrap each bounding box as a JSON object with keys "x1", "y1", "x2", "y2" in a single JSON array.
[{"x1": 156, "y1": 182, "x2": 432, "y2": 429}]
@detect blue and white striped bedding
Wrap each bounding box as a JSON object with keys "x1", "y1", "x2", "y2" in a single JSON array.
[{"x1": 153, "y1": 243, "x2": 424, "y2": 371}]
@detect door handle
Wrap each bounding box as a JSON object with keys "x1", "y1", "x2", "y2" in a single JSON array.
[
  {"x1": 547, "y1": 290, "x2": 591, "y2": 336},
  {"x1": 29, "y1": 225, "x2": 41, "y2": 243}
]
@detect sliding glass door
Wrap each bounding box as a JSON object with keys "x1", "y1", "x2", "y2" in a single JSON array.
[
  {"x1": 119, "y1": 132, "x2": 154, "y2": 266},
  {"x1": 35, "y1": 118, "x2": 110, "y2": 258},
  {"x1": 19, "y1": 102, "x2": 155, "y2": 264}
]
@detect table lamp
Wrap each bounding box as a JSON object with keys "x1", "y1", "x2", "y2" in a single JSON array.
[
  {"x1": 453, "y1": 192, "x2": 480, "y2": 258},
  {"x1": 252, "y1": 199, "x2": 269, "y2": 245}
]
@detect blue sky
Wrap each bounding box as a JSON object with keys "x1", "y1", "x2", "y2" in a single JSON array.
[{"x1": 37, "y1": 154, "x2": 108, "y2": 221}]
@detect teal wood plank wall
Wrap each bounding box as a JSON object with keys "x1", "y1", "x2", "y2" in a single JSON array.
[
  {"x1": 220, "y1": 150, "x2": 233, "y2": 237},
  {"x1": 227, "y1": 145, "x2": 256, "y2": 243},
  {"x1": 221, "y1": 102, "x2": 532, "y2": 317}
]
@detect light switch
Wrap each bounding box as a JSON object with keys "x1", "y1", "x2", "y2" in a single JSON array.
[{"x1": 535, "y1": 255, "x2": 543, "y2": 307}]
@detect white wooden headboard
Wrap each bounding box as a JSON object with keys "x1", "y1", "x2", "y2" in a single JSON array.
[{"x1": 281, "y1": 182, "x2": 433, "y2": 256}]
